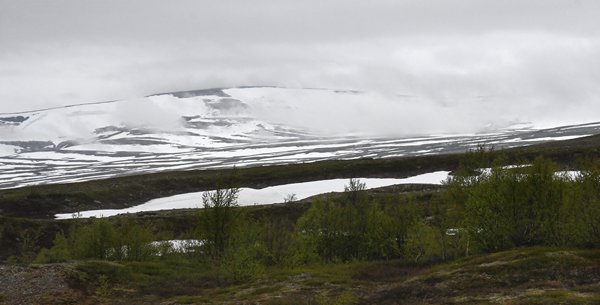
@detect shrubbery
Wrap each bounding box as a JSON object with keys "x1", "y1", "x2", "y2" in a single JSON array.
[
  {"x1": 35, "y1": 219, "x2": 156, "y2": 263},
  {"x1": 449, "y1": 156, "x2": 600, "y2": 252},
  {"x1": 402, "y1": 220, "x2": 443, "y2": 263},
  {"x1": 33, "y1": 156, "x2": 600, "y2": 277},
  {"x1": 295, "y1": 178, "x2": 405, "y2": 262}
]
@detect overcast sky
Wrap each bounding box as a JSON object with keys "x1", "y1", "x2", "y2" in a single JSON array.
[{"x1": 1, "y1": 0, "x2": 600, "y2": 131}]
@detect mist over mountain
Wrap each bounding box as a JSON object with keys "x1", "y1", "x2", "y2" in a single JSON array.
[
  {"x1": 0, "y1": 86, "x2": 586, "y2": 140},
  {"x1": 0, "y1": 86, "x2": 598, "y2": 189}
]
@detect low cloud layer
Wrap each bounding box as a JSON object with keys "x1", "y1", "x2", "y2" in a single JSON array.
[{"x1": 1, "y1": 0, "x2": 599, "y2": 134}]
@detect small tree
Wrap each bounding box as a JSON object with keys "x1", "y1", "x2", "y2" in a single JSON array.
[
  {"x1": 283, "y1": 193, "x2": 297, "y2": 203},
  {"x1": 199, "y1": 187, "x2": 240, "y2": 260},
  {"x1": 344, "y1": 178, "x2": 367, "y2": 206}
]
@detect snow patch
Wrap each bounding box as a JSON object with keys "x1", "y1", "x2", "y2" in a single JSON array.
[
  {"x1": 55, "y1": 172, "x2": 450, "y2": 219},
  {"x1": 0, "y1": 144, "x2": 19, "y2": 156}
]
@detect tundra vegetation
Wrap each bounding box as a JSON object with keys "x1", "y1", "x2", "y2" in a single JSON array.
[{"x1": 3, "y1": 147, "x2": 600, "y2": 303}]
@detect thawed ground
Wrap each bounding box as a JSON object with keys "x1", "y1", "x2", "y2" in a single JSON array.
[{"x1": 1, "y1": 87, "x2": 599, "y2": 189}]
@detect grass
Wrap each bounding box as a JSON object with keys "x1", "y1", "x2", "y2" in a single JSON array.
[
  {"x1": 66, "y1": 247, "x2": 600, "y2": 304},
  {"x1": 0, "y1": 246, "x2": 577, "y2": 304},
  {"x1": 368, "y1": 247, "x2": 600, "y2": 304},
  {"x1": 69, "y1": 257, "x2": 385, "y2": 303},
  {"x1": 72, "y1": 258, "x2": 217, "y2": 300},
  {"x1": 171, "y1": 295, "x2": 212, "y2": 304},
  {"x1": 508, "y1": 289, "x2": 600, "y2": 305}
]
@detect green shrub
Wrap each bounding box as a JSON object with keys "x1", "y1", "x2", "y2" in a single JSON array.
[
  {"x1": 75, "y1": 260, "x2": 132, "y2": 290},
  {"x1": 36, "y1": 218, "x2": 158, "y2": 262},
  {"x1": 34, "y1": 232, "x2": 71, "y2": 263},
  {"x1": 562, "y1": 168, "x2": 600, "y2": 247},
  {"x1": 296, "y1": 197, "x2": 367, "y2": 262},
  {"x1": 220, "y1": 220, "x2": 267, "y2": 281},
  {"x1": 261, "y1": 218, "x2": 294, "y2": 266},
  {"x1": 361, "y1": 202, "x2": 400, "y2": 260},
  {"x1": 295, "y1": 179, "x2": 404, "y2": 262},
  {"x1": 284, "y1": 231, "x2": 320, "y2": 266},
  {"x1": 72, "y1": 219, "x2": 119, "y2": 259},
  {"x1": 402, "y1": 220, "x2": 443, "y2": 263},
  {"x1": 445, "y1": 156, "x2": 600, "y2": 252},
  {"x1": 119, "y1": 221, "x2": 156, "y2": 261},
  {"x1": 95, "y1": 275, "x2": 111, "y2": 297}
]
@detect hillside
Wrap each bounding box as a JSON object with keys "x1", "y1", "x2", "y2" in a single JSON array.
[
  {"x1": 2, "y1": 247, "x2": 599, "y2": 305},
  {"x1": 1, "y1": 133, "x2": 600, "y2": 219},
  {"x1": 1, "y1": 132, "x2": 600, "y2": 305}
]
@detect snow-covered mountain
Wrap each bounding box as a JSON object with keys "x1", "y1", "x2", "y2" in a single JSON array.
[{"x1": 0, "y1": 86, "x2": 599, "y2": 189}]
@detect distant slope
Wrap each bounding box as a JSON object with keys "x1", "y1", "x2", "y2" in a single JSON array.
[{"x1": 1, "y1": 133, "x2": 600, "y2": 219}]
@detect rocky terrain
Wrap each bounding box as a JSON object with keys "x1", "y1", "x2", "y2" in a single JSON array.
[{"x1": 0, "y1": 264, "x2": 83, "y2": 305}]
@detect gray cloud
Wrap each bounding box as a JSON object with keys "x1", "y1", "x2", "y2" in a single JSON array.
[{"x1": 1, "y1": 0, "x2": 599, "y2": 134}]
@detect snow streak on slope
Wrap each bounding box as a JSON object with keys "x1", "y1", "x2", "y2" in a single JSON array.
[{"x1": 0, "y1": 87, "x2": 599, "y2": 190}]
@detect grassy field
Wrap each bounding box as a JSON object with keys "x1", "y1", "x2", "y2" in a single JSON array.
[{"x1": 61, "y1": 247, "x2": 600, "y2": 304}]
